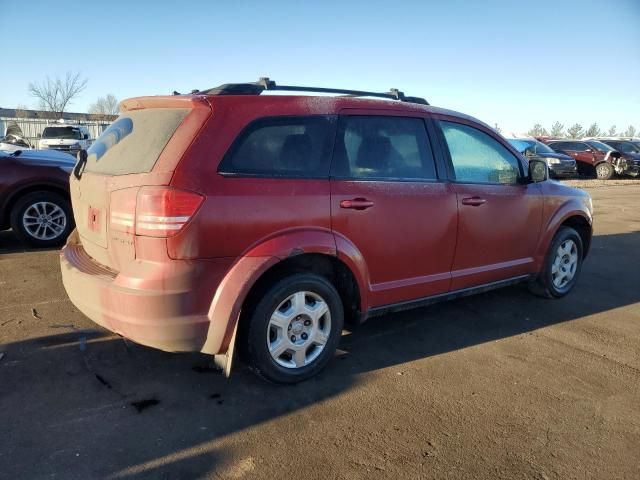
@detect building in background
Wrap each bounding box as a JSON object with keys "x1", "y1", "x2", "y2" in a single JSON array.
[{"x1": 0, "y1": 108, "x2": 117, "y2": 148}]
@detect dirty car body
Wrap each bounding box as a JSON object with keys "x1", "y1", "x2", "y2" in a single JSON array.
[{"x1": 60, "y1": 80, "x2": 593, "y2": 383}]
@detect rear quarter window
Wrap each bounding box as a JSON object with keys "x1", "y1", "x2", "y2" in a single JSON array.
[
  {"x1": 218, "y1": 116, "x2": 336, "y2": 178},
  {"x1": 84, "y1": 108, "x2": 190, "y2": 175}
]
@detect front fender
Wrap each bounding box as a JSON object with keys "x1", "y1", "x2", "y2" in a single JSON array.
[
  {"x1": 534, "y1": 195, "x2": 592, "y2": 266},
  {"x1": 200, "y1": 228, "x2": 339, "y2": 355}
]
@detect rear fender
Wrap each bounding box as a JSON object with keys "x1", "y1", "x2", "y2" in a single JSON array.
[{"x1": 201, "y1": 228, "x2": 340, "y2": 355}]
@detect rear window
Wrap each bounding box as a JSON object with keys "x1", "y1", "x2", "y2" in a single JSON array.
[{"x1": 84, "y1": 108, "x2": 190, "y2": 175}]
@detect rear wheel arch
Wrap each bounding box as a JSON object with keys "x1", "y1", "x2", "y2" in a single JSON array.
[{"x1": 239, "y1": 253, "x2": 362, "y2": 331}]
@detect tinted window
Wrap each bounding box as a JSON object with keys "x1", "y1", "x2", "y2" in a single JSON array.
[
  {"x1": 219, "y1": 116, "x2": 336, "y2": 178},
  {"x1": 331, "y1": 116, "x2": 436, "y2": 180},
  {"x1": 550, "y1": 141, "x2": 581, "y2": 151},
  {"x1": 439, "y1": 121, "x2": 520, "y2": 184}
]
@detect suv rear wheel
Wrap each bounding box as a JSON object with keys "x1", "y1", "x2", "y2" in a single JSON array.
[
  {"x1": 530, "y1": 226, "x2": 583, "y2": 298},
  {"x1": 10, "y1": 191, "x2": 74, "y2": 248},
  {"x1": 242, "y1": 273, "x2": 344, "y2": 384}
]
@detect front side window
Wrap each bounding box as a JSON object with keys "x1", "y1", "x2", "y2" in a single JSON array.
[
  {"x1": 219, "y1": 116, "x2": 336, "y2": 178},
  {"x1": 439, "y1": 121, "x2": 521, "y2": 185},
  {"x1": 331, "y1": 116, "x2": 437, "y2": 180}
]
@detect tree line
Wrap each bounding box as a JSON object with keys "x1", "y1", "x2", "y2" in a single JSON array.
[{"x1": 527, "y1": 121, "x2": 637, "y2": 139}]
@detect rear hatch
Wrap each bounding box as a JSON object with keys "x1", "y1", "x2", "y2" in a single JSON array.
[{"x1": 70, "y1": 96, "x2": 211, "y2": 271}]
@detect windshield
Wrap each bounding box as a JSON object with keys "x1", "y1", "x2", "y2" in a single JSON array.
[
  {"x1": 508, "y1": 139, "x2": 555, "y2": 155},
  {"x1": 606, "y1": 141, "x2": 639, "y2": 154},
  {"x1": 586, "y1": 140, "x2": 615, "y2": 153},
  {"x1": 42, "y1": 126, "x2": 82, "y2": 140}
]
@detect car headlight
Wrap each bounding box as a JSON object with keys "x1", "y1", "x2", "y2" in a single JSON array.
[{"x1": 545, "y1": 157, "x2": 561, "y2": 165}]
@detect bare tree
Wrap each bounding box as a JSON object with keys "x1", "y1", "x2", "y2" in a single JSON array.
[
  {"x1": 607, "y1": 125, "x2": 617, "y2": 136},
  {"x1": 550, "y1": 121, "x2": 564, "y2": 137},
  {"x1": 567, "y1": 123, "x2": 584, "y2": 139},
  {"x1": 527, "y1": 123, "x2": 548, "y2": 137},
  {"x1": 584, "y1": 123, "x2": 601, "y2": 138},
  {"x1": 623, "y1": 125, "x2": 637, "y2": 137},
  {"x1": 88, "y1": 94, "x2": 119, "y2": 118},
  {"x1": 28, "y1": 71, "x2": 87, "y2": 118}
]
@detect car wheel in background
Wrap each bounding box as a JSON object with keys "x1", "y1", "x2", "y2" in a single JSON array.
[
  {"x1": 529, "y1": 226, "x2": 583, "y2": 299},
  {"x1": 595, "y1": 162, "x2": 614, "y2": 180},
  {"x1": 10, "y1": 191, "x2": 74, "y2": 248},
  {"x1": 241, "y1": 273, "x2": 344, "y2": 384}
]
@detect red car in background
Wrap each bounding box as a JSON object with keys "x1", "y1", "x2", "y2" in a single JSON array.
[
  {"x1": 0, "y1": 149, "x2": 75, "y2": 247},
  {"x1": 543, "y1": 139, "x2": 638, "y2": 179},
  {"x1": 60, "y1": 79, "x2": 593, "y2": 383}
]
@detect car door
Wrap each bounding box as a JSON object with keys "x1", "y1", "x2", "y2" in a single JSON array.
[
  {"x1": 434, "y1": 118, "x2": 543, "y2": 290},
  {"x1": 330, "y1": 112, "x2": 457, "y2": 307},
  {"x1": 551, "y1": 141, "x2": 597, "y2": 170}
]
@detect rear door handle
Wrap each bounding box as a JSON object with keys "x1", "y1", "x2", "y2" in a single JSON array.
[
  {"x1": 340, "y1": 198, "x2": 374, "y2": 210},
  {"x1": 461, "y1": 196, "x2": 487, "y2": 207}
]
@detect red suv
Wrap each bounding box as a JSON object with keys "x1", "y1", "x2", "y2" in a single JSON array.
[{"x1": 60, "y1": 79, "x2": 593, "y2": 383}]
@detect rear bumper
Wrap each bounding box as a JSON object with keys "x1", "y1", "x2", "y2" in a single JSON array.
[{"x1": 60, "y1": 239, "x2": 217, "y2": 353}]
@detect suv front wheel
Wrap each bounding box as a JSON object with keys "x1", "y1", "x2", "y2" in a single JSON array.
[
  {"x1": 242, "y1": 273, "x2": 344, "y2": 384},
  {"x1": 530, "y1": 226, "x2": 584, "y2": 298}
]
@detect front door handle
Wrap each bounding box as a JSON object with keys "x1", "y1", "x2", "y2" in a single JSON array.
[
  {"x1": 340, "y1": 198, "x2": 374, "y2": 210},
  {"x1": 461, "y1": 196, "x2": 487, "y2": 207}
]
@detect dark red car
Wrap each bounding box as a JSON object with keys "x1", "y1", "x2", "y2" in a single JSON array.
[
  {"x1": 60, "y1": 79, "x2": 593, "y2": 383},
  {"x1": 544, "y1": 139, "x2": 637, "y2": 179},
  {"x1": 0, "y1": 149, "x2": 75, "y2": 247}
]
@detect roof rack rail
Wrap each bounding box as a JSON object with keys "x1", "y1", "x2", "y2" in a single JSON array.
[{"x1": 197, "y1": 77, "x2": 429, "y2": 105}]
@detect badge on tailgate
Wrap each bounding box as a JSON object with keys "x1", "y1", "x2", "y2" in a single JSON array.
[{"x1": 88, "y1": 206, "x2": 101, "y2": 232}]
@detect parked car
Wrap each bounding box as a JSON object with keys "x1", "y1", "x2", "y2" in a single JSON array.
[
  {"x1": 60, "y1": 79, "x2": 593, "y2": 384},
  {"x1": 0, "y1": 123, "x2": 34, "y2": 152},
  {"x1": 544, "y1": 139, "x2": 637, "y2": 179},
  {"x1": 38, "y1": 123, "x2": 91, "y2": 157},
  {"x1": 589, "y1": 139, "x2": 640, "y2": 171},
  {"x1": 507, "y1": 138, "x2": 576, "y2": 178},
  {"x1": 0, "y1": 149, "x2": 75, "y2": 247}
]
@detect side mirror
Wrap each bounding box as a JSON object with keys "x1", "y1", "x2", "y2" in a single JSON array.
[
  {"x1": 528, "y1": 159, "x2": 548, "y2": 183},
  {"x1": 83, "y1": 133, "x2": 89, "y2": 139}
]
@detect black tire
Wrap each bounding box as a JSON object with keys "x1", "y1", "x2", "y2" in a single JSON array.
[
  {"x1": 242, "y1": 273, "x2": 344, "y2": 384},
  {"x1": 595, "y1": 162, "x2": 614, "y2": 180},
  {"x1": 10, "y1": 191, "x2": 74, "y2": 248},
  {"x1": 529, "y1": 226, "x2": 583, "y2": 299}
]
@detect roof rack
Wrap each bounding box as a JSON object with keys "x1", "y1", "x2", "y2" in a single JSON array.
[{"x1": 196, "y1": 77, "x2": 429, "y2": 105}]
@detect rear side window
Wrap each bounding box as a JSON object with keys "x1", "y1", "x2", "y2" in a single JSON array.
[
  {"x1": 84, "y1": 108, "x2": 190, "y2": 175},
  {"x1": 439, "y1": 121, "x2": 521, "y2": 185},
  {"x1": 331, "y1": 116, "x2": 437, "y2": 180},
  {"x1": 218, "y1": 116, "x2": 336, "y2": 178}
]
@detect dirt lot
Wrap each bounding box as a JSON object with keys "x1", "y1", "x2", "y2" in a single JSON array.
[{"x1": 1, "y1": 184, "x2": 639, "y2": 480}]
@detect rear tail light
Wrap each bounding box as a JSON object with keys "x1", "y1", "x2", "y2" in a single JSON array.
[
  {"x1": 109, "y1": 186, "x2": 204, "y2": 237},
  {"x1": 135, "y1": 186, "x2": 204, "y2": 237}
]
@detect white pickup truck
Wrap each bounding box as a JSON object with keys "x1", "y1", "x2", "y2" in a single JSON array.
[{"x1": 38, "y1": 123, "x2": 91, "y2": 156}]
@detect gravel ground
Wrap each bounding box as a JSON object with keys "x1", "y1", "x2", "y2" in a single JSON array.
[{"x1": 0, "y1": 185, "x2": 639, "y2": 480}]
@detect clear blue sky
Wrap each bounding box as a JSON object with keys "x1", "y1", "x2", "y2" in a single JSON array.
[{"x1": 1, "y1": 0, "x2": 638, "y2": 134}]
